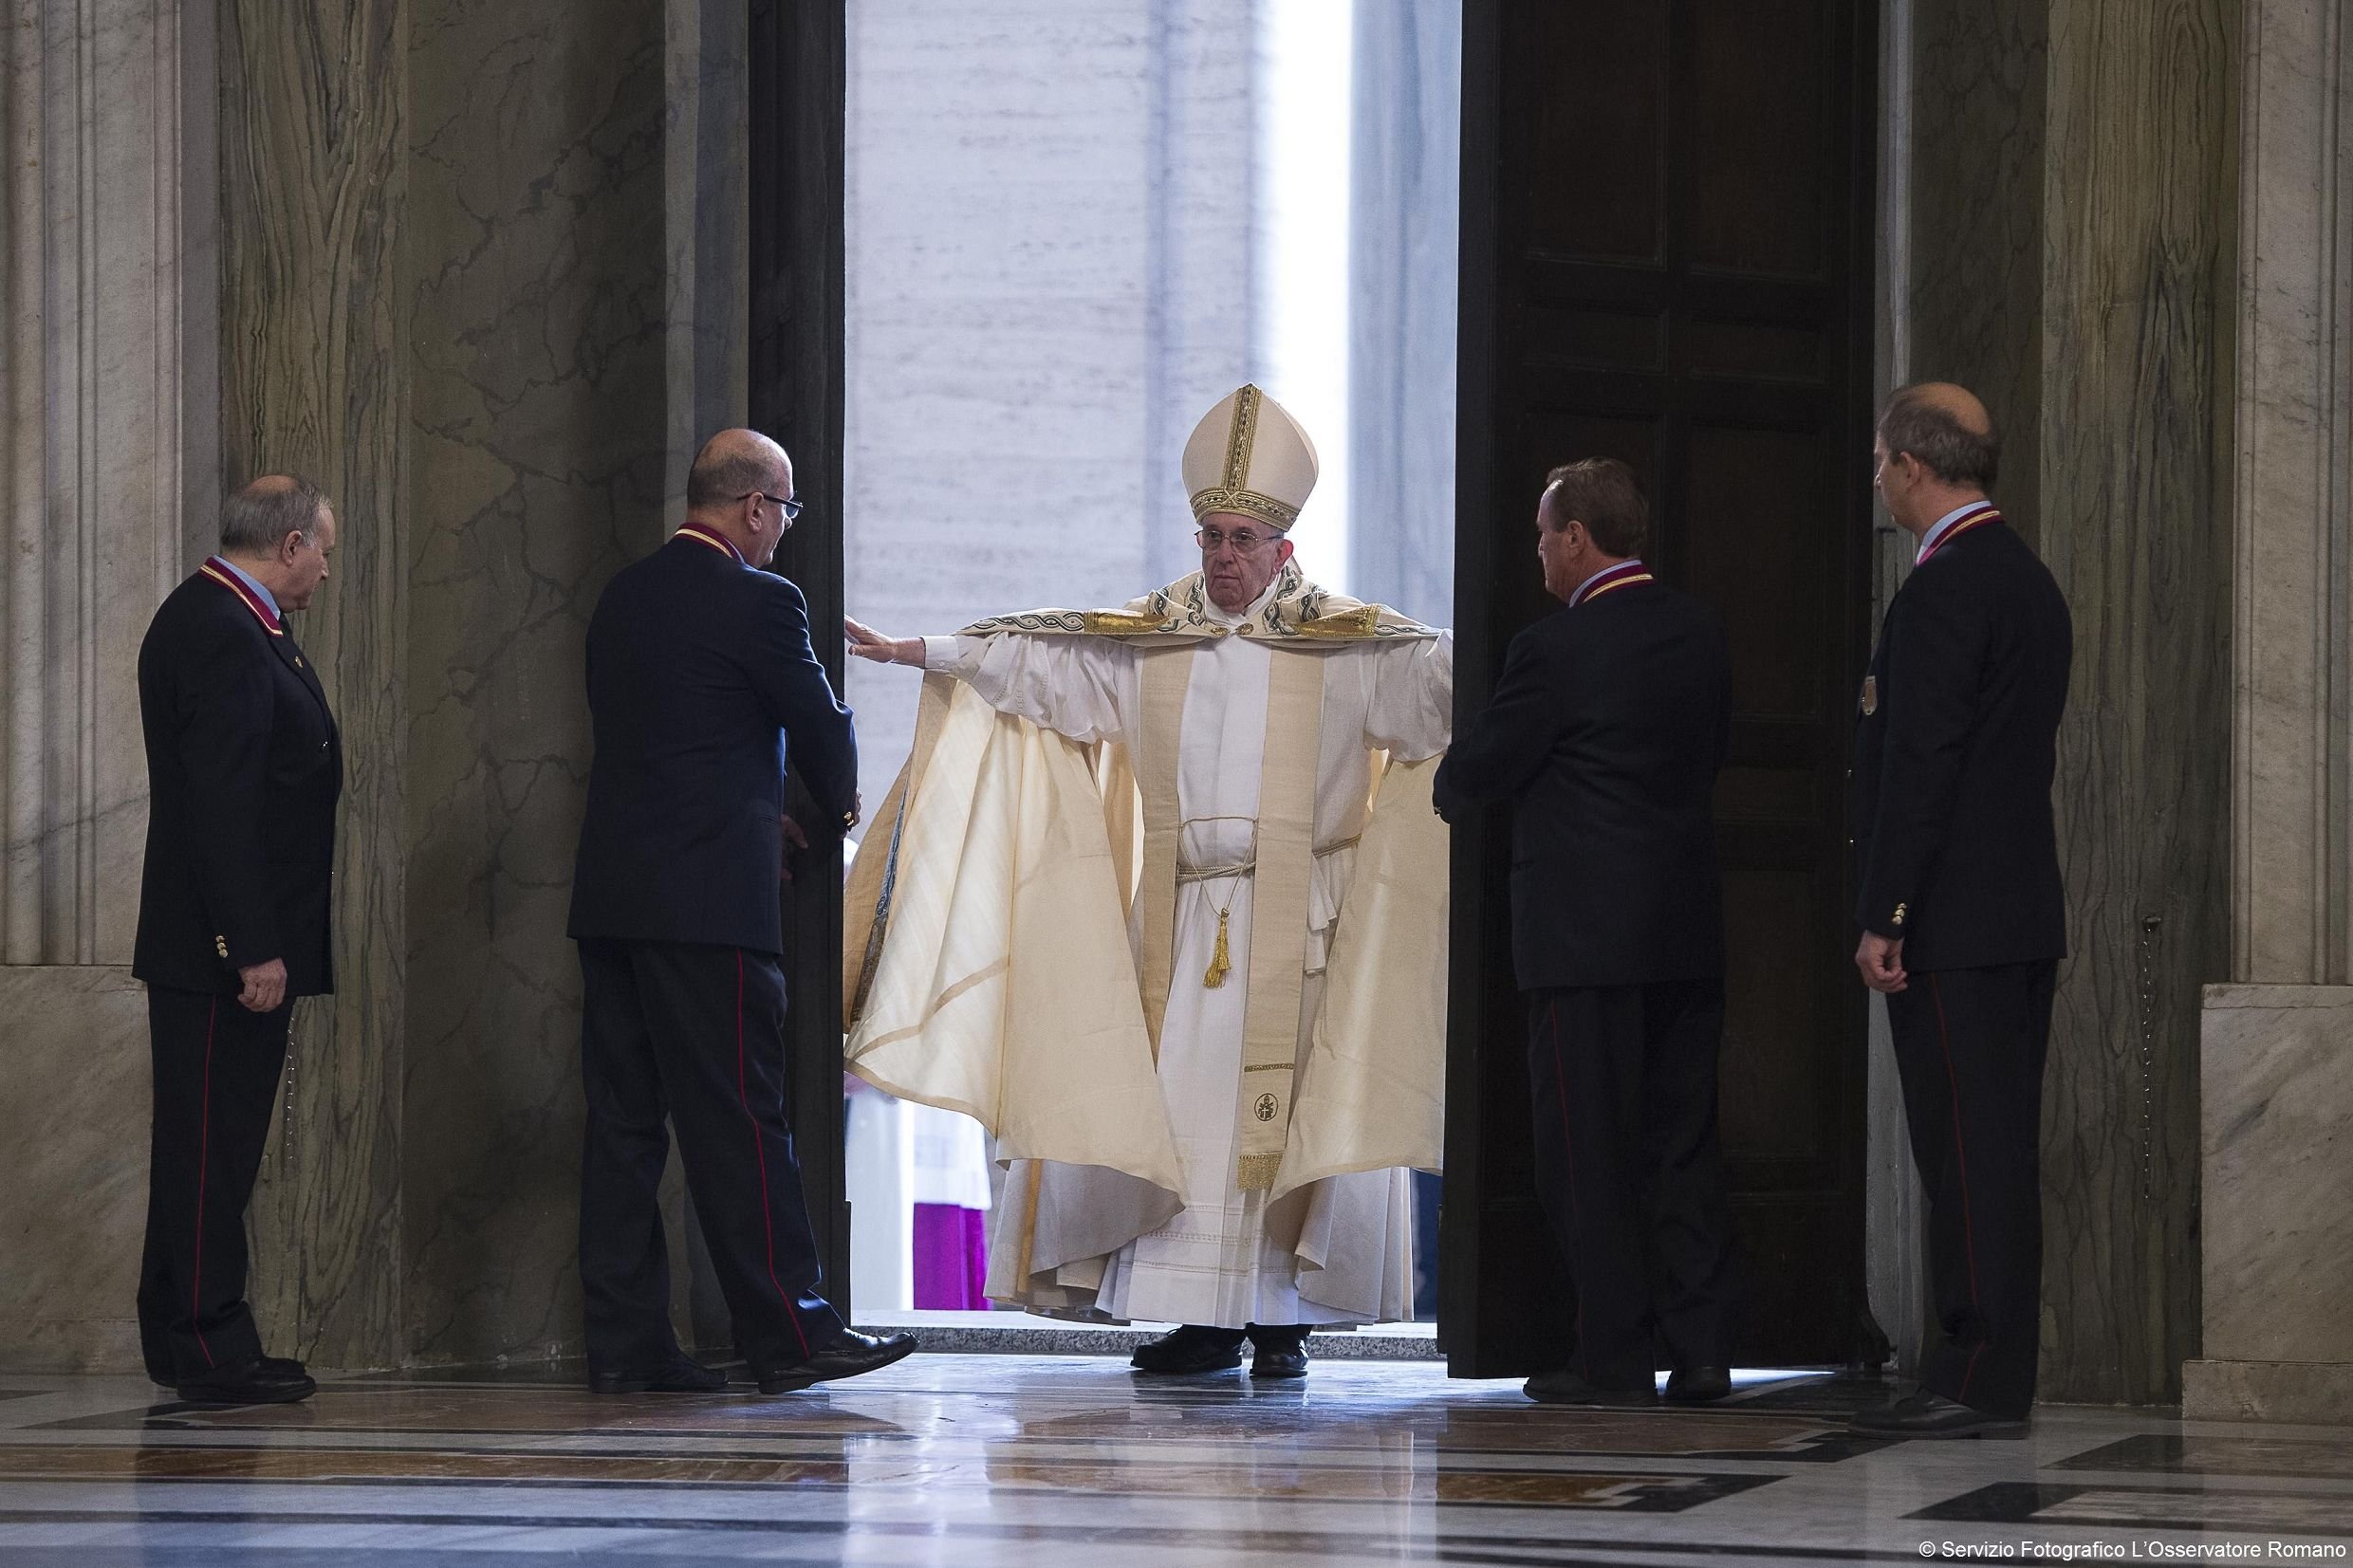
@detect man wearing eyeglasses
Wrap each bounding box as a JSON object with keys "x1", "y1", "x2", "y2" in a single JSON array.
[
  {"x1": 843, "y1": 386, "x2": 1452, "y2": 1380},
  {"x1": 568, "y1": 428, "x2": 914, "y2": 1396}
]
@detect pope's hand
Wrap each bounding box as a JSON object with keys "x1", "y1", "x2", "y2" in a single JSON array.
[{"x1": 844, "y1": 618, "x2": 922, "y2": 667}]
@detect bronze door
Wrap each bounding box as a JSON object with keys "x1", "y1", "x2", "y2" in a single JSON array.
[{"x1": 1444, "y1": 0, "x2": 1880, "y2": 1374}]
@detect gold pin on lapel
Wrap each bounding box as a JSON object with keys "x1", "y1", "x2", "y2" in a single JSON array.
[
  {"x1": 1861, "y1": 675, "x2": 1878, "y2": 716},
  {"x1": 294, "y1": 655, "x2": 305, "y2": 669}
]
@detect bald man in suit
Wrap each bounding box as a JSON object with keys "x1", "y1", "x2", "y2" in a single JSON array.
[{"x1": 1850, "y1": 384, "x2": 2072, "y2": 1438}]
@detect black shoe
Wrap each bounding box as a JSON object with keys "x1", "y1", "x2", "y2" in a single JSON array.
[
  {"x1": 588, "y1": 1356, "x2": 729, "y2": 1394},
  {"x1": 754, "y1": 1329, "x2": 917, "y2": 1394},
  {"x1": 1130, "y1": 1324, "x2": 1247, "y2": 1375},
  {"x1": 1664, "y1": 1364, "x2": 1731, "y2": 1404},
  {"x1": 257, "y1": 1355, "x2": 309, "y2": 1381},
  {"x1": 1248, "y1": 1326, "x2": 1310, "y2": 1379},
  {"x1": 1522, "y1": 1368, "x2": 1658, "y2": 1408},
  {"x1": 176, "y1": 1359, "x2": 316, "y2": 1406},
  {"x1": 1849, "y1": 1390, "x2": 2027, "y2": 1438}
]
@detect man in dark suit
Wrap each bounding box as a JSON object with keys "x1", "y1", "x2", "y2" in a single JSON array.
[
  {"x1": 568, "y1": 428, "x2": 914, "y2": 1394},
  {"x1": 1435, "y1": 458, "x2": 1738, "y2": 1409},
  {"x1": 1850, "y1": 384, "x2": 2072, "y2": 1438},
  {"x1": 134, "y1": 474, "x2": 342, "y2": 1405}
]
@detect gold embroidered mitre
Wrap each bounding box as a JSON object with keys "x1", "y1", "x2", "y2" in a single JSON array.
[{"x1": 1182, "y1": 384, "x2": 1319, "y2": 530}]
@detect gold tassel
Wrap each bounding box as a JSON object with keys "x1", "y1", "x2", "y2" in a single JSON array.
[{"x1": 1203, "y1": 906, "x2": 1232, "y2": 987}]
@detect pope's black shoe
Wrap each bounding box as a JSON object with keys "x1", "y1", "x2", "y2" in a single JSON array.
[
  {"x1": 1130, "y1": 1324, "x2": 1247, "y2": 1375},
  {"x1": 1522, "y1": 1368, "x2": 1658, "y2": 1408},
  {"x1": 1849, "y1": 1390, "x2": 2027, "y2": 1439},
  {"x1": 1247, "y1": 1324, "x2": 1310, "y2": 1379},
  {"x1": 176, "y1": 1357, "x2": 317, "y2": 1407},
  {"x1": 588, "y1": 1355, "x2": 730, "y2": 1395},
  {"x1": 754, "y1": 1329, "x2": 917, "y2": 1394},
  {"x1": 1663, "y1": 1364, "x2": 1732, "y2": 1405}
]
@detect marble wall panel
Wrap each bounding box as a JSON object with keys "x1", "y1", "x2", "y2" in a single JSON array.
[
  {"x1": 2194, "y1": 986, "x2": 2353, "y2": 1367},
  {"x1": 0, "y1": 968, "x2": 151, "y2": 1371},
  {"x1": 401, "y1": 0, "x2": 668, "y2": 1365},
  {"x1": 2035, "y1": 0, "x2": 2234, "y2": 1404},
  {"x1": 218, "y1": 0, "x2": 411, "y2": 1372}
]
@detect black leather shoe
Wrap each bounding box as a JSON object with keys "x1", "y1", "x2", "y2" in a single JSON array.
[
  {"x1": 176, "y1": 1359, "x2": 316, "y2": 1406},
  {"x1": 754, "y1": 1329, "x2": 917, "y2": 1393},
  {"x1": 588, "y1": 1356, "x2": 729, "y2": 1394},
  {"x1": 1522, "y1": 1368, "x2": 1658, "y2": 1408},
  {"x1": 1664, "y1": 1364, "x2": 1731, "y2": 1404},
  {"x1": 1850, "y1": 1390, "x2": 2027, "y2": 1438},
  {"x1": 1130, "y1": 1324, "x2": 1247, "y2": 1375},
  {"x1": 257, "y1": 1355, "x2": 309, "y2": 1382},
  {"x1": 1248, "y1": 1326, "x2": 1310, "y2": 1379}
]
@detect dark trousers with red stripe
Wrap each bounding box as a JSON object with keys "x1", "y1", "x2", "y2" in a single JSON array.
[
  {"x1": 576, "y1": 938, "x2": 844, "y2": 1374},
  {"x1": 138, "y1": 986, "x2": 292, "y2": 1384},
  {"x1": 1885, "y1": 960, "x2": 2056, "y2": 1419},
  {"x1": 1524, "y1": 981, "x2": 1737, "y2": 1389}
]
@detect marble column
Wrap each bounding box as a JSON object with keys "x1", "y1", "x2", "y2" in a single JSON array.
[
  {"x1": 401, "y1": 0, "x2": 669, "y2": 1365},
  {"x1": 2182, "y1": 0, "x2": 2353, "y2": 1425},
  {"x1": 2034, "y1": 0, "x2": 2234, "y2": 1409},
  {"x1": 0, "y1": 0, "x2": 213, "y2": 1371},
  {"x1": 216, "y1": 0, "x2": 410, "y2": 1372}
]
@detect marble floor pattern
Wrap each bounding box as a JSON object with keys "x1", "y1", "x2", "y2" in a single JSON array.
[{"x1": 0, "y1": 1356, "x2": 2344, "y2": 1565}]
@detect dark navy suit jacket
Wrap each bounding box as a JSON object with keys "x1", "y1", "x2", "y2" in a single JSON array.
[
  {"x1": 568, "y1": 530, "x2": 858, "y2": 956},
  {"x1": 134, "y1": 566, "x2": 343, "y2": 996},
  {"x1": 1852, "y1": 518, "x2": 2072, "y2": 969},
  {"x1": 1434, "y1": 581, "x2": 1731, "y2": 990}
]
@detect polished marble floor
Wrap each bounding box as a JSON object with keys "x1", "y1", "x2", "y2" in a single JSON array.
[{"x1": 0, "y1": 1356, "x2": 2344, "y2": 1565}]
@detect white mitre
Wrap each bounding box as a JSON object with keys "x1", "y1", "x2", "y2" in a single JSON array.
[{"x1": 1181, "y1": 383, "x2": 1319, "y2": 530}]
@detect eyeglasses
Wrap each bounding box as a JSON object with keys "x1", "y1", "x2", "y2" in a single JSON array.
[
  {"x1": 741, "y1": 491, "x2": 803, "y2": 526},
  {"x1": 1195, "y1": 526, "x2": 1280, "y2": 556}
]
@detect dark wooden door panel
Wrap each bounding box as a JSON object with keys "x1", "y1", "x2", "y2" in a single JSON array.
[{"x1": 1446, "y1": 0, "x2": 1876, "y2": 1376}]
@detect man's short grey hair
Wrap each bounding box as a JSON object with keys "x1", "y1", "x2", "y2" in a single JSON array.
[
  {"x1": 219, "y1": 475, "x2": 329, "y2": 554},
  {"x1": 1876, "y1": 388, "x2": 2000, "y2": 489},
  {"x1": 687, "y1": 448, "x2": 780, "y2": 510}
]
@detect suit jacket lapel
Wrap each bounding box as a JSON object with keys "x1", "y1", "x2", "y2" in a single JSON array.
[{"x1": 269, "y1": 631, "x2": 338, "y2": 738}]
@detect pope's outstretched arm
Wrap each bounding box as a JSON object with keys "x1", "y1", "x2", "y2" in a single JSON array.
[{"x1": 845, "y1": 616, "x2": 1137, "y2": 746}]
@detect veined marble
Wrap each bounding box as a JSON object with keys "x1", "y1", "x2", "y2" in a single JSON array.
[
  {"x1": 401, "y1": 0, "x2": 671, "y2": 1367},
  {"x1": 1, "y1": 0, "x2": 208, "y2": 1374},
  {"x1": 0, "y1": 1356, "x2": 2345, "y2": 1565}
]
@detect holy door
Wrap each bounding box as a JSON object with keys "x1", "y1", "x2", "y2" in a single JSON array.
[{"x1": 1443, "y1": 0, "x2": 1881, "y2": 1374}]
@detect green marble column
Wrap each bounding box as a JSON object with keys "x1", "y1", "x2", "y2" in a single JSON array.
[{"x1": 217, "y1": 0, "x2": 411, "y2": 1371}]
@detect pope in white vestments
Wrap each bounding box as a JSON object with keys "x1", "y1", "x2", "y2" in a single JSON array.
[{"x1": 843, "y1": 386, "x2": 1452, "y2": 1377}]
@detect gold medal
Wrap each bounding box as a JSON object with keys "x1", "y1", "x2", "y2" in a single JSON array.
[{"x1": 1861, "y1": 675, "x2": 1878, "y2": 716}]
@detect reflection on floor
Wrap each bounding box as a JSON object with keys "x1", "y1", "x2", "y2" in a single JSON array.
[{"x1": 0, "y1": 1356, "x2": 2344, "y2": 1565}]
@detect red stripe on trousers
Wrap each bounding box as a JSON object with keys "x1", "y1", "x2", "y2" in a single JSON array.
[
  {"x1": 1929, "y1": 973, "x2": 1987, "y2": 1403},
  {"x1": 191, "y1": 998, "x2": 219, "y2": 1369},
  {"x1": 735, "y1": 950, "x2": 811, "y2": 1360},
  {"x1": 1548, "y1": 1001, "x2": 1589, "y2": 1383}
]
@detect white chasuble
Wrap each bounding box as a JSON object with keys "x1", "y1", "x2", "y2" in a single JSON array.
[{"x1": 845, "y1": 567, "x2": 1451, "y2": 1327}]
